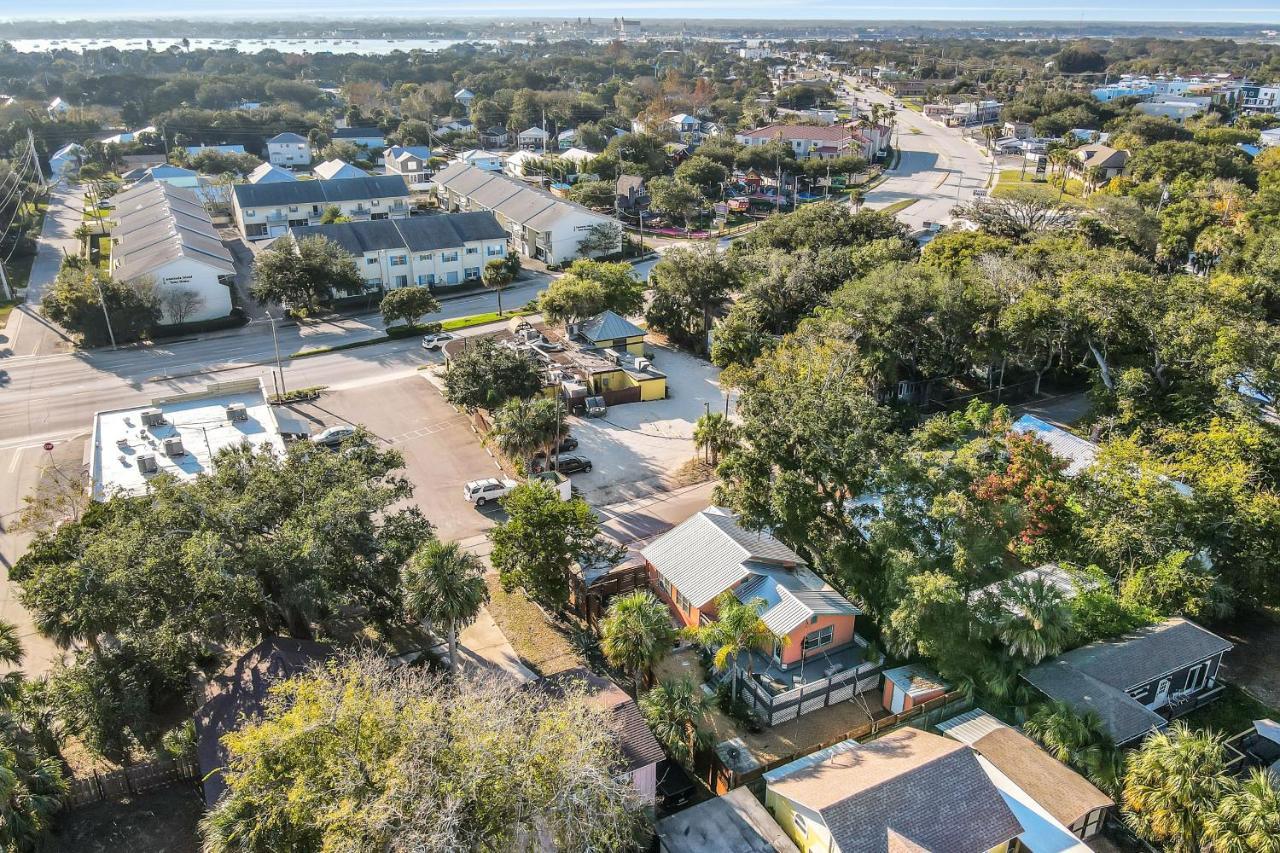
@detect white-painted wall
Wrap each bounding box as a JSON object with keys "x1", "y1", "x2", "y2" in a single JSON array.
[
  {"x1": 133, "y1": 257, "x2": 234, "y2": 324},
  {"x1": 268, "y1": 140, "x2": 312, "y2": 167},
  {"x1": 354, "y1": 237, "x2": 509, "y2": 289}
]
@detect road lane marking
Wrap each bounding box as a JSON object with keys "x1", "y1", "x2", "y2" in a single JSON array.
[{"x1": 6, "y1": 447, "x2": 22, "y2": 473}]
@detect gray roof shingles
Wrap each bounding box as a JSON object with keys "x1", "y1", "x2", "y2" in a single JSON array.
[
  {"x1": 233, "y1": 175, "x2": 409, "y2": 209},
  {"x1": 290, "y1": 211, "x2": 506, "y2": 255}
]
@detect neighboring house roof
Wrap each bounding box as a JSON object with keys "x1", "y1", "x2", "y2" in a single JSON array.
[
  {"x1": 1074, "y1": 144, "x2": 1129, "y2": 171},
  {"x1": 455, "y1": 88, "x2": 474, "y2": 98},
  {"x1": 616, "y1": 174, "x2": 645, "y2": 195},
  {"x1": 457, "y1": 149, "x2": 502, "y2": 163},
  {"x1": 560, "y1": 147, "x2": 596, "y2": 165},
  {"x1": 737, "y1": 123, "x2": 854, "y2": 142},
  {"x1": 313, "y1": 158, "x2": 369, "y2": 180},
  {"x1": 641, "y1": 507, "x2": 857, "y2": 634},
  {"x1": 433, "y1": 162, "x2": 616, "y2": 232},
  {"x1": 109, "y1": 182, "x2": 235, "y2": 282},
  {"x1": 233, "y1": 174, "x2": 410, "y2": 208},
  {"x1": 194, "y1": 637, "x2": 334, "y2": 804},
  {"x1": 519, "y1": 126, "x2": 549, "y2": 138},
  {"x1": 1010, "y1": 414, "x2": 1098, "y2": 477},
  {"x1": 656, "y1": 787, "x2": 800, "y2": 853},
  {"x1": 268, "y1": 132, "x2": 308, "y2": 144},
  {"x1": 291, "y1": 211, "x2": 507, "y2": 255},
  {"x1": 50, "y1": 142, "x2": 85, "y2": 160},
  {"x1": 882, "y1": 664, "x2": 947, "y2": 700},
  {"x1": 1024, "y1": 618, "x2": 1232, "y2": 743},
  {"x1": 185, "y1": 144, "x2": 246, "y2": 155},
  {"x1": 767, "y1": 728, "x2": 1023, "y2": 853},
  {"x1": 333, "y1": 126, "x2": 385, "y2": 140},
  {"x1": 385, "y1": 145, "x2": 435, "y2": 162},
  {"x1": 975, "y1": 564, "x2": 1094, "y2": 617},
  {"x1": 578, "y1": 309, "x2": 645, "y2": 342},
  {"x1": 540, "y1": 668, "x2": 664, "y2": 775},
  {"x1": 247, "y1": 163, "x2": 298, "y2": 184}
]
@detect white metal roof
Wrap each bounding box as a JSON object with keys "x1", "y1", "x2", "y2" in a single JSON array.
[
  {"x1": 90, "y1": 379, "x2": 285, "y2": 501},
  {"x1": 936, "y1": 708, "x2": 1009, "y2": 745},
  {"x1": 1010, "y1": 415, "x2": 1098, "y2": 477}
]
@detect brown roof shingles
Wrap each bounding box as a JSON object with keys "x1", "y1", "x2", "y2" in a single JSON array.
[{"x1": 971, "y1": 726, "x2": 1113, "y2": 827}]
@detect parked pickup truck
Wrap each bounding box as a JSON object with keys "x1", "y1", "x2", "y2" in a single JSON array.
[{"x1": 463, "y1": 477, "x2": 519, "y2": 506}]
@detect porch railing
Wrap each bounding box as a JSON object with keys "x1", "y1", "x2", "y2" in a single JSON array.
[{"x1": 732, "y1": 655, "x2": 885, "y2": 727}]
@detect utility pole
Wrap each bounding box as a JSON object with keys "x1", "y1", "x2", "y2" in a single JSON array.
[
  {"x1": 269, "y1": 310, "x2": 287, "y2": 396},
  {"x1": 87, "y1": 261, "x2": 117, "y2": 349}
]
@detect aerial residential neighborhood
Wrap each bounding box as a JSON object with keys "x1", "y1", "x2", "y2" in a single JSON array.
[{"x1": 0, "y1": 7, "x2": 1279, "y2": 852}]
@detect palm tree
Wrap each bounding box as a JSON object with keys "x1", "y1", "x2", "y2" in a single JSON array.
[
  {"x1": 482, "y1": 257, "x2": 515, "y2": 317},
  {"x1": 692, "y1": 411, "x2": 737, "y2": 465},
  {"x1": 996, "y1": 576, "x2": 1072, "y2": 665},
  {"x1": 0, "y1": 621, "x2": 24, "y2": 706},
  {"x1": 0, "y1": 728, "x2": 67, "y2": 853},
  {"x1": 401, "y1": 540, "x2": 489, "y2": 674},
  {"x1": 1123, "y1": 722, "x2": 1231, "y2": 852},
  {"x1": 1203, "y1": 768, "x2": 1280, "y2": 853},
  {"x1": 600, "y1": 592, "x2": 676, "y2": 694},
  {"x1": 688, "y1": 593, "x2": 781, "y2": 705},
  {"x1": 1024, "y1": 701, "x2": 1122, "y2": 794},
  {"x1": 1047, "y1": 147, "x2": 1074, "y2": 199},
  {"x1": 640, "y1": 678, "x2": 708, "y2": 764},
  {"x1": 487, "y1": 397, "x2": 561, "y2": 473}
]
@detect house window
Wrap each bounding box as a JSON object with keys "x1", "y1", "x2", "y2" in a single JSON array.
[
  {"x1": 245, "y1": 210, "x2": 256, "y2": 218},
  {"x1": 366, "y1": 257, "x2": 378, "y2": 265},
  {"x1": 442, "y1": 251, "x2": 459, "y2": 262},
  {"x1": 802, "y1": 625, "x2": 834, "y2": 652},
  {"x1": 792, "y1": 813, "x2": 808, "y2": 838},
  {"x1": 487, "y1": 245, "x2": 504, "y2": 256},
  {"x1": 394, "y1": 275, "x2": 408, "y2": 287},
  {"x1": 390, "y1": 255, "x2": 407, "y2": 267},
  {"x1": 417, "y1": 274, "x2": 430, "y2": 286},
  {"x1": 674, "y1": 589, "x2": 692, "y2": 613},
  {"x1": 289, "y1": 206, "x2": 298, "y2": 213},
  {"x1": 465, "y1": 246, "x2": 479, "y2": 255},
  {"x1": 464, "y1": 267, "x2": 480, "y2": 280},
  {"x1": 372, "y1": 199, "x2": 381, "y2": 207},
  {"x1": 658, "y1": 575, "x2": 672, "y2": 596},
  {"x1": 418, "y1": 253, "x2": 432, "y2": 262}
]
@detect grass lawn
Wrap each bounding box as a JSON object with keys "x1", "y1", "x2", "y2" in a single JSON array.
[
  {"x1": 483, "y1": 576, "x2": 585, "y2": 678},
  {"x1": 994, "y1": 168, "x2": 1084, "y2": 199},
  {"x1": 1180, "y1": 683, "x2": 1280, "y2": 738},
  {"x1": 900, "y1": 99, "x2": 924, "y2": 112},
  {"x1": 878, "y1": 198, "x2": 918, "y2": 217},
  {"x1": 0, "y1": 300, "x2": 13, "y2": 328}
]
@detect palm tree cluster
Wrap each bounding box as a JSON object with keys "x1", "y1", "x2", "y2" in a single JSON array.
[
  {"x1": 599, "y1": 592, "x2": 675, "y2": 694},
  {"x1": 402, "y1": 540, "x2": 489, "y2": 675},
  {"x1": 686, "y1": 593, "x2": 782, "y2": 705},
  {"x1": 639, "y1": 679, "x2": 708, "y2": 764},
  {"x1": 1023, "y1": 701, "x2": 1123, "y2": 794},
  {"x1": 487, "y1": 397, "x2": 563, "y2": 474},
  {"x1": 693, "y1": 411, "x2": 738, "y2": 466},
  {"x1": 1120, "y1": 722, "x2": 1280, "y2": 853}
]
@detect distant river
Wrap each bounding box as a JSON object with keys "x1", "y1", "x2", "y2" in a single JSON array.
[{"x1": 5, "y1": 37, "x2": 512, "y2": 54}]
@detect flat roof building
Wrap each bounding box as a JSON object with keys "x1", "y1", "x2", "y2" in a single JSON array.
[{"x1": 89, "y1": 378, "x2": 287, "y2": 501}]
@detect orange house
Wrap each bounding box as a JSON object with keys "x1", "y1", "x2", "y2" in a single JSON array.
[{"x1": 641, "y1": 507, "x2": 859, "y2": 671}]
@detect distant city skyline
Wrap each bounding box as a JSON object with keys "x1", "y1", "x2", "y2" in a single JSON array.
[{"x1": 4, "y1": 0, "x2": 1278, "y2": 24}]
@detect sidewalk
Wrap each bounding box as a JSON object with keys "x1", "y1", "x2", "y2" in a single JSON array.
[{"x1": 451, "y1": 608, "x2": 539, "y2": 684}]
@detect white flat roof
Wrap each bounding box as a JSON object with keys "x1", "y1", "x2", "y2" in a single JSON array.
[{"x1": 90, "y1": 379, "x2": 285, "y2": 501}]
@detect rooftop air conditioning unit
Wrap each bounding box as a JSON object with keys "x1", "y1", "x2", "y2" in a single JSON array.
[
  {"x1": 226, "y1": 403, "x2": 248, "y2": 422},
  {"x1": 163, "y1": 436, "x2": 185, "y2": 457},
  {"x1": 566, "y1": 323, "x2": 580, "y2": 338},
  {"x1": 635, "y1": 358, "x2": 650, "y2": 371},
  {"x1": 140, "y1": 408, "x2": 165, "y2": 427},
  {"x1": 137, "y1": 454, "x2": 158, "y2": 475}
]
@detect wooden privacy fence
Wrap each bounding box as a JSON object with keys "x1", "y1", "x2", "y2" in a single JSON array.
[
  {"x1": 736, "y1": 658, "x2": 884, "y2": 727},
  {"x1": 66, "y1": 756, "x2": 200, "y2": 809},
  {"x1": 694, "y1": 691, "x2": 973, "y2": 796}
]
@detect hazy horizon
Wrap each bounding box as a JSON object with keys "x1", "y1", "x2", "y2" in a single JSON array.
[{"x1": 2, "y1": 0, "x2": 1277, "y2": 25}]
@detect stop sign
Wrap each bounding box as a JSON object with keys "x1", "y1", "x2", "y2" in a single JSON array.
[{"x1": 42, "y1": 442, "x2": 54, "y2": 451}]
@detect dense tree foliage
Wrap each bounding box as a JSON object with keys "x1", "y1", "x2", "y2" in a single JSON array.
[
  {"x1": 41, "y1": 263, "x2": 159, "y2": 347},
  {"x1": 441, "y1": 338, "x2": 543, "y2": 411},
  {"x1": 202, "y1": 654, "x2": 647, "y2": 852},
  {"x1": 251, "y1": 235, "x2": 364, "y2": 313}
]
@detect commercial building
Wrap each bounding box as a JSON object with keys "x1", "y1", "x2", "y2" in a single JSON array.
[
  {"x1": 290, "y1": 212, "x2": 509, "y2": 290},
  {"x1": 88, "y1": 378, "x2": 287, "y2": 501},
  {"x1": 432, "y1": 162, "x2": 621, "y2": 265},
  {"x1": 231, "y1": 174, "x2": 411, "y2": 240},
  {"x1": 108, "y1": 181, "x2": 236, "y2": 325}
]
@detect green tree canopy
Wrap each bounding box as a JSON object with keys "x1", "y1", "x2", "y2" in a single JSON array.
[
  {"x1": 41, "y1": 264, "x2": 159, "y2": 347},
  {"x1": 379, "y1": 287, "x2": 441, "y2": 327},
  {"x1": 251, "y1": 235, "x2": 364, "y2": 314},
  {"x1": 442, "y1": 338, "x2": 543, "y2": 411}
]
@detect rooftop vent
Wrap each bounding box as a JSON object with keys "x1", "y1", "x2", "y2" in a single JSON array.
[
  {"x1": 140, "y1": 408, "x2": 165, "y2": 427},
  {"x1": 634, "y1": 358, "x2": 650, "y2": 371},
  {"x1": 163, "y1": 436, "x2": 185, "y2": 457},
  {"x1": 137, "y1": 454, "x2": 158, "y2": 475},
  {"x1": 226, "y1": 402, "x2": 248, "y2": 422}
]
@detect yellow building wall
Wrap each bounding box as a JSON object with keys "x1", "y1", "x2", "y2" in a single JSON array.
[
  {"x1": 624, "y1": 337, "x2": 645, "y2": 356},
  {"x1": 765, "y1": 791, "x2": 834, "y2": 853},
  {"x1": 639, "y1": 376, "x2": 666, "y2": 401}
]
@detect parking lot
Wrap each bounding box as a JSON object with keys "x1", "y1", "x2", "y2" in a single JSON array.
[
  {"x1": 277, "y1": 373, "x2": 506, "y2": 542},
  {"x1": 560, "y1": 345, "x2": 736, "y2": 506}
]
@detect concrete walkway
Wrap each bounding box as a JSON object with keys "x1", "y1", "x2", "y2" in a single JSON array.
[
  {"x1": 6, "y1": 180, "x2": 83, "y2": 356},
  {"x1": 454, "y1": 608, "x2": 539, "y2": 683}
]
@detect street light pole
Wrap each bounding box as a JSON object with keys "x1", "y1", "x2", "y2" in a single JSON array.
[
  {"x1": 86, "y1": 263, "x2": 117, "y2": 350},
  {"x1": 269, "y1": 310, "x2": 287, "y2": 396}
]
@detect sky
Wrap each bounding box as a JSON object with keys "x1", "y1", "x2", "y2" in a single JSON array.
[{"x1": 1, "y1": 0, "x2": 1277, "y2": 24}]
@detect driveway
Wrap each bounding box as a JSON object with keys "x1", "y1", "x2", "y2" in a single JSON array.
[{"x1": 565, "y1": 345, "x2": 735, "y2": 506}]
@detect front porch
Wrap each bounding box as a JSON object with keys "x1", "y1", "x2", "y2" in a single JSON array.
[
  {"x1": 737, "y1": 641, "x2": 868, "y2": 696},
  {"x1": 725, "y1": 636, "x2": 885, "y2": 728}
]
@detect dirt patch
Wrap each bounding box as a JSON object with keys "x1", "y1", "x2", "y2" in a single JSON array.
[
  {"x1": 52, "y1": 784, "x2": 203, "y2": 853},
  {"x1": 670, "y1": 457, "x2": 715, "y2": 489},
  {"x1": 1215, "y1": 608, "x2": 1280, "y2": 708},
  {"x1": 483, "y1": 576, "x2": 587, "y2": 678}
]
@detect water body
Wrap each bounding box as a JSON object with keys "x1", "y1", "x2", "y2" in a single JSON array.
[{"x1": 7, "y1": 37, "x2": 501, "y2": 54}]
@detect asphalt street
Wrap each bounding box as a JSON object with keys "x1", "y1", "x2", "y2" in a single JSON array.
[{"x1": 850, "y1": 81, "x2": 996, "y2": 231}]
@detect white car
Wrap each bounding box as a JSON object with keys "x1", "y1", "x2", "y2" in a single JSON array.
[
  {"x1": 463, "y1": 477, "x2": 519, "y2": 506},
  {"x1": 311, "y1": 425, "x2": 357, "y2": 448},
  {"x1": 421, "y1": 332, "x2": 457, "y2": 350}
]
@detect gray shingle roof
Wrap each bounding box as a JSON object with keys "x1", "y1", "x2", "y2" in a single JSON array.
[
  {"x1": 290, "y1": 212, "x2": 506, "y2": 255},
  {"x1": 769, "y1": 728, "x2": 1023, "y2": 853},
  {"x1": 268, "y1": 132, "x2": 307, "y2": 143},
  {"x1": 333, "y1": 126, "x2": 384, "y2": 140},
  {"x1": 540, "y1": 668, "x2": 664, "y2": 774},
  {"x1": 110, "y1": 183, "x2": 234, "y2": 281},
  {"x1": 1022, "y1": 660, "x2": 1167, "y2": 745},
  {"x1": 656, "y1": 788, "x2": 800, "y2": 853},
  {"x1": 1059, "y1": 618, "x2": 1232, "y2": 691},
  {"x1": 233, "y1": 175, "x2": 409, "y2": 208},
  {"x1": 247, "y1": 163, "x2": 298, "y2": 184},
  {"x1": 578, "y1": 310, "x2": 646, "y2": 343}
]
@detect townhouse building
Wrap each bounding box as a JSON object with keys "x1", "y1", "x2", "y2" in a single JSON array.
[{"x1": 231, "y1": 175, "x2": 412, "y2": 240}]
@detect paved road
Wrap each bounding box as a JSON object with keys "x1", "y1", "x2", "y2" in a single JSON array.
[
  {"x1": 4, "y1": 181, "x2": 83, "y2": 357},
  {"x1": 850, "y1": 83, "x2": 995, "y2": 231}
]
